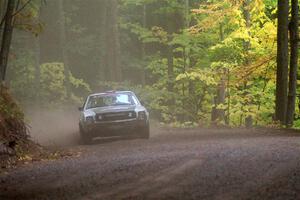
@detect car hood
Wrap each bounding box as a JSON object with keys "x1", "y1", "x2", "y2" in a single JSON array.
[
  {"x1": 86, "y1": 105, "x2": 137, "y2": 115},
  {"x1": 84, "y1": 105, "x2": 145, "y2": 115},
  {"x1": 81, "y1": 105, "x2": 147, "y2": 119}
]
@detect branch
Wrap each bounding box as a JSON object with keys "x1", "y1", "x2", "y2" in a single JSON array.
[
  {"x1": 0, "y1": 0, "x2": 31, "y2": 29},
  {"x1": 0, "y1": 15, "x2": 6, "y2": 29},
  {"x1": 16, "y1": 0, "x2": 21, "y2": 12},
  {"x1": 12, "y1": 0, "x2": 32, "y2": 17}
]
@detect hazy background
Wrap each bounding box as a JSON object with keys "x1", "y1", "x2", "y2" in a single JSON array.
[{"x1": 4, "y1": 0, "x2": 284, "y2": 144}]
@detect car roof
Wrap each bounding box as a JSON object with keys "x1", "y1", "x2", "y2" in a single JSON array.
[{"x1": 89, "y1": 91, "x2": 134, "y2": 97}]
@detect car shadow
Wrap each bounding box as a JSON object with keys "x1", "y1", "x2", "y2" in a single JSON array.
[{"x1": 89, "y1": 135, "x2": 140, "y2": 145}]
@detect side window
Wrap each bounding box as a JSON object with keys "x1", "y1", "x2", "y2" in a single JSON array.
[
  {"x1": 83, "y1": 98, "x2": 88, "y2": 109},
  {"x1": 86, "y1": 96, "x2": 103, "y2": 108},
  {"x1": 86, "y1": 97, "x2": 95, "y2": 109}
]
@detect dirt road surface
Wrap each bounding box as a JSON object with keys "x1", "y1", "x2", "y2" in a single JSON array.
[{"x1": 1, "y1": 128, "x2": 300, "y2": 200}]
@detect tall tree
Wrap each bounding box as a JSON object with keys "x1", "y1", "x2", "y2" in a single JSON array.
[
  {"x1": 211, "y1": 23, "x2": 226, "y2": 125},
  {"x1": 167, "y1": 43, "x2": 174, "y2": 93},
  {"x1": 275, "y1": 0, "x2": 289, "y2": 124},
  {"x1": 242, "y1": 0, "x2": 253, "y2": 127},
  {"x1": 39, "y1": 0, "x2": 62, "y2": 63},
  {"x1": 286, "y1": 0, "x2": 299, "y2": 126},
  {"x1": 34, "y1": 12, "x2": 41, "y2": 105},
  {"x1": 0, "y1": 1, "x2": 8, "y2": 30},
  {"x1": 166, "y1": 10, "x2": 176, "y2": 96},
  {"x1": 104, "y1": 0, "x2": 122, "y2": 82},
  {"x1": 141, "y1": 4, "x2": 147, "y2": 85},
  {"x1": 99, "y1": 0, "x2": 108, "y2": 83},
  {"x1": 58, "y1": 0, "x2": 71, "y2": 99},
  {"x1": 0, "y1": 0, "x2": 16, "y2": 82}
]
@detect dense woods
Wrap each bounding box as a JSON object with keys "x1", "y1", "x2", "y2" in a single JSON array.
[{"x1": 0, "y1": 0, "x2": 300, "y2": 128}]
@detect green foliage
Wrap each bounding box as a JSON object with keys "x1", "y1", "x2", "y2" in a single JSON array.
[
  {"x1": 0, "y1": 87, "x2": 24, "y2": 121},
  {"x1": 8, "y1": 51, "x2": 36, "y2": 102},
  {"x1": 40, "y1": 63, "x2": 67, "y2": 103},
  {"x1": 14, "y1": 0, "x2": 44, "y2": 36},
  {"x1": 9, "y1": 60, "x2": 91, "y2": 107},
  {"x1": 0, "y1": 85, "x2": 27, "y2": 146},
  {"x1": 40, "y1": 63, "x2": 91, "y2": 105}
]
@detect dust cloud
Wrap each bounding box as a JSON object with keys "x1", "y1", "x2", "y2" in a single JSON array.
[{"x1": 26, "y1": 108, "x2": 80, "y2": 146}]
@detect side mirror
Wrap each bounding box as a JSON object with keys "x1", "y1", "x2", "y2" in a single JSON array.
[
  {"x1": 140, "y1": 100, "x2": 145, "y2": 106},
  {"x1": 78, "y1": 107, "x2": 83, "y2": 111}
]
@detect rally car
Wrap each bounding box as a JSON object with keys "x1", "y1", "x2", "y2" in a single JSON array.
[{"x1": 78, "y1": 91, "x2": 149, "y2": 144}]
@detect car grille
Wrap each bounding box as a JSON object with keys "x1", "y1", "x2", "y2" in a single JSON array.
[{"x1": 96, "y1": 111, "x2": 136, "y2": 122}]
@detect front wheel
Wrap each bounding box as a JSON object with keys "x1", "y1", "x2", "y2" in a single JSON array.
[
  {"x1": 140, "y1": 124, "x2": 150, "y2": 139},
  {"x1": 79, "y1": 125, "x2": 92, "y2": 145}
]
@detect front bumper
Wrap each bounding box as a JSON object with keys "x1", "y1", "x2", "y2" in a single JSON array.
[{"x1": 83, "y1": 119, "x2": 147, "y2": 137}]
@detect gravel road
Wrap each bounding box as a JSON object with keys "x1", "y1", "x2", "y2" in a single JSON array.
[{"x1": 1, "y1": 128, "x2": 300, "y2": 200}]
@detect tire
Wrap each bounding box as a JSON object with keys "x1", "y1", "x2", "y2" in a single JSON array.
[
  {"x1": 79, "y1": 125, "x2": 92, "y2": 145},
  {"x1": 141, "y1": 124, "x2": 150, "y2": 139},
  {"x1": 81, "y1": 134, "x2": 92, "y2": 145}
]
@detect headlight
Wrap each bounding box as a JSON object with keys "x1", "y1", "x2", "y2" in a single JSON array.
[
  {"x1": 85, "y1": 116, "x2": 94, "y2": 124},
  {"x1": 128, "y1": 111, "x2": 136, "y2": 118},
  {"x1": 138, "y1": 111, "x2": 146, "y2": 120}
]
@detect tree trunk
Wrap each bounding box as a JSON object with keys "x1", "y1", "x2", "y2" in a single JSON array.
[
  {"x1": 33, "y1": 6, "x2": 41, "y2": 105},
  {"x1": 98, "y1": 0, "x2": 107, "y2": 83},
  {"x1": 242, "y1": 0, "x2": 253, "y2": 128},
  {"x1": 275, "y1": 0, "x2": 289, "y2": 124},
  {"x1": 0, "y1": 0, "x2": 16, "y2": 82},
  {"x1": 104, "y1": 0, "x2": 122, "y2": 82},
  {"x1": 0, "y1": 1, "x2": 7, "y2": 30},
  {"x1": 183, "y1": 0, "x2": 191, "y2": 121},
  {"x1": 185, "y1": 0, "x2": 194, "y2": 97},
  {"x1": 58, "y1": 0, "x2": 71, "y2": 99},
  {"x1": 212, "y1": 23, "x2": 226, "y2": 125},
  {"x1": 0, "y1": 1, "x2": 7, "y2": 19},
  {"x1": 217, "y1": 24, "x2": 225, "y2": 123},
  {"x1": 34, "y1": 35, "x2": 41, "y2": 105},
  {"x1": 216, "y1": 70, "x2": 226, "y2": 122},
  {"x1": 141, "y1": 4, "x2": 147, "y2": 85},
  {"x1": 165, "y1": 12, "x2": 175, "y2": 115},
  {"x1": 166, "y1": 10, "x2": 174, "y2": 95},
  {"x1": 225, "y1": 69, "x2": 231, "y2": 125},
  {"x1": 286, "y1": 0, "x2": 299, "y2": 127},
  {"x1": 167, "y1": 43, "x2": 174, "y2": 93},
  {"x1": 0, "y1": 0, "x2": 8, "y2": 40}
]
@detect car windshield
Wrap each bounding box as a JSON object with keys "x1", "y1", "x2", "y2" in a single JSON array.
[{"x1": 85, "y1": 93, "x2": 138, "y2": 109}]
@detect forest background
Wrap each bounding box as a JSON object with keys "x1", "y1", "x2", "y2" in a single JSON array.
[{"x1": 1, "y1": 0, "x2": 297, "y2": 128}]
